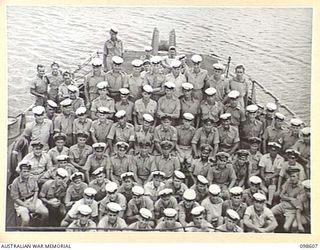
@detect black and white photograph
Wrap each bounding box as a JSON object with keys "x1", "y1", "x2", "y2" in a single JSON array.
[{"x1": 5, "y1": 6, "x2": 312, "y2": 234}]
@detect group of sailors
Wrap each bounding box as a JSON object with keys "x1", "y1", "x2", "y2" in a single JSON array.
[{"x1": 9, "y1": 27, "x2": 311, "y2": 233}]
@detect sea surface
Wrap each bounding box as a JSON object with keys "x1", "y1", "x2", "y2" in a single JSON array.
[{"x1": 6, "y1": 7, "x2": 312, "y2": 123}]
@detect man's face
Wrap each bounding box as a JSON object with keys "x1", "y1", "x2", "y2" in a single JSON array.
[
  {"x1": 58, "y1": 160, "x2": 68, "y2": 168},
  {"x1": 173, "y1": 178, "x2": 182, "y2": 189},
  {"x1": 153, "y1": 176, "x2": 162, "y2": 187},
  {"x1": 183, "y1": 89, "x2": 192, "y2": 98},
  {"x1": 165, "y1": 88, "x2": 174, "y2": 98},
  {"x1": 209, "y1": 193, "x2": 220, "y2": 203},
  {"x1": 291, "y1": 125, "x2": 300, "y2": 135},
  {"x1": 225, "y1": 217, "x2": 237, "y2": 231},
  {"x1": 113, "y1": 63, "x2": 121, "y2": 72},
  {"x1": 143, "y1": 64, "x2": 151, "y2": 72},
  {"x1": 77, "y1": 137, "x2": 87, "y2": 146},
  {"x1": 33, "y1": 147, "x2": 43, "y2": 157},
  {"x1": 161, "y1": 194, "x2": 171, "y2": 204},
  {"x1": 229, "y1": 98, "x2": 238, "y2": 107},
  {"x1": 93, "y1": 64, "x2": 102, "y2": 74},
  {"x1": 62, "y1": 105, "x2": 71, "y2": 115},
  {"x1": 132, "y1": 194, "x2": 142, "y2": 204},
  {"x1": 193, "y1": 215, "x2": 204, "y2": 226},
  {"x1": 143, "y1": 120, "x2": 152, "y2": 129},
  {"x1": 79, "y1": 214, "x2": 90, "y2": 225},
  {"x1": 172, "y1": 67, "x2": 180, "y2": 75},
  {"x1": 266, "y1": 109, "x2": 275, "y2": 118},
  {"x1": 51, "y1": 65, "x2": 59, "y2": 76},
  {"x1": 182, "y1": 119, "x2": 192, "y2": 128},
  {"x1": 120, "y1": 94, "x2": 128, "y2": 102},
  {"x1": 250, "y1": 143, "x2": 259, "y2": 152},
  {"x1": 73, "y1": 177, "x2": 82, "y2": 186},
  {"x1": 84, "y1": 195, "x2": 94, "y2": 205},
  {"x1": 138, "y1": 216, "x2": 149, "y2": 228},
  {"x1": 201, "y1": 150, "x2": 210, "y2": 160},
  {"x1": 20, "y1": 167, "x2": 31, "y2": 179},
  {"x1": 55, "y1": 139, "x2": 65, "y2": 149},
  {"x1": 63, "y1": 74, "x2": 71, "y2": 84},
  {"x1": 164, "y1": 217, "x2": 175, "y2": 228},
  {"x1": 193, "y1": 62, "x2": 200, "y2": 71},
  {"x1": 213, "y1": 69, "x2": 222, "y2": 77},
  {"x1": 235, "y1": 68, "x2": 244, "y2": 78},
  {"x1": 288, "y1": 155, "x2": 297, "y2": 165},
  {"x1": 203, "y1": 121, "x2": 213, "y2": 132},
  {"x1": 289, "y1": 173, "x2": 299, "y2": 185},
  {"x1": 184, "y1": 199, "x2": 194, "y2": 209},
  {"x1": 96, "y1": 173, "x2": 105, "y2": 183},
  {"x1": 118, "y1": 116, "x2": 126, "y2": 126},
  {"x1": 110, "y1": 31, "x2": 117, "y2": 40},
  {"x1": 168, "y1": 49, "x2": 176, "y2": 57},
  {"x1": 46, "y1": 106, "x2": 55, "y2": 115},
  {"x1": 197, "y1": 183, "x2": 207, "y2": 193},
  {"x1": 142, "y1": 91, "x2": 151, "y2": 100},
  {"x1": 108, "y1": 192, "x2": 117, "y2": 202},
  {"x1": 118, "y1": 147, "x2": 126, "y2": 157},
  {"x1": 107, "y1": 211, "x2": 118, "y2": 224},
  {"x1": 253, "y1": 200, "x2": 264, "y2": 212},
  {"x1": 250, "y1": 183, "x2": 260, "y2": 193},
  {"x1": 133, "y1": 66, "x2": 141, "y2": 75},
  {"x1": 217, "y1": 157, "x2": 228, "y2": 168},
  {"x1": 140, "y1": 145, "x2": 150, "y2": 155},
  {"x1": 161, "y1": 119, "x2": 171, "y2": 130},
  {"x1": 34, "y1": 114, "x2": 45, "y2": 124},
  {"x1": 222, "y1": 119, "x2": 230, "y2": 128},
  {"x1": 55, "y1": 175, "x2": 64, "y2": 185},
  {"x1": 97, "y1": 112, "x2": 107, "y2": 120},
  {"x1": 238, "y1": 156, "x2": 247, "y2": 165},
  {"x1": 268, "y1": 147, "x2": 278, "y2": 157},
  {"x1": 275, "y1": 119, "x2": 283, "y2": 127},
  {"x1": 302, "y1": 134, "x2": 310, "y2": 143},
  {"x1": 68, "y1": 91, "x2": 76, "y2": 100},
  {"x1": 248, "y1": 112, "x2": 256, "y2": 120},
  {"x1": 123, "y1": 178, "x2": 133, "y2": 189},
  {"x1": 206, "y1": 94, "x2": 216, "y2": 102},
  {"x1": 37, "y1": 66, "x2": 45, "y2": 77},
  {"x1": 94, "y1": 147, "x2": 104, "y2": 157},
  {"x1": 231, "y1": 194, "x2": 242, "y2": 206},
  {"x1": 98, "y1": 88, "x2": 108, "y2": 97}
]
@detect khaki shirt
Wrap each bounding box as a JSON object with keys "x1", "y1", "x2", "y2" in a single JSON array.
[
  {"x1": 223, "y1": 104, "x2": 246, "y2": 127},
  {"x1": 115, "y1": 100, "x2": 134, "y2": 122},
  {"x1": 180, "y1": 97, "x2": 200, "y2": 117},
  {"x1": 39, "y1": 179, "x2": 67, "y2": 200},
  {"x1": 91, "y1": 96, "x2": 115, "y2": 114},
  {"x1": 128, "y1": 74, "x2": 144, "y2": 101},
  {"x1": 192, "y1": 127, "x2": 220, "y2": 148},
  {"x1": 104, "y1": 70, "x2": 128, "y2": 92},
  {"x1": 240, "y1": 119, "x2": 264, "y2": 141},
  {"x1": 73, "y1": 118, "x2": 92, "y2": 135},
  {"x1": 165, "y1": 72, "x2": 187, "y2": 98},
  {"x1": 23, "y1": 119, "x2": 53, "y2": 146},
  {"x1": 206, "y1": 75, "x2": 230, "y2": 102},
  {"x1": 10, "y1": 176, "x2": 39, "y2": 201},
  {"x1": 176, "y1": 125, "x2": 196, "y2": 146},
  {"x1": 200, "y1": 100, "x2": 224, "y2": 122},
  {"x1": 90, "y1": 119, "x2": 114, "y2": 143},
  {"x1": 185, "y1": 68, "x2": 209, "y2": 90},
  {"x1": 154, "y1": 125, "x2": 177, "y2": 143},
  {"x1": 218, "y1": 125, "x2": 240, "y2": 151},
  {"x1": 83, "y1": 154, "x2": 111, "y2": 174},
  {"x1": 157, "y1": 96, "x2": 181, "y2": 119},
  {"x1": 103, "y1": 39, "x2": 123, "y2": 57},
  {"x1": 69, "y1": 144, "x2": 93, "y2": 167},
  {"x1": 133, "y1": 98, "x2": 157, "y2": 125},
  {"x1": 22, "y1": 152, "x2": 53, "y2": 178},
  {"x1": 84, "y1": 72, "x2": 105, "y2": 102},
  {"x1": 54, "y1": 113, "x2": 75, "y2": 135},
  {"x1": 107, "y1": 122, "x2": 135, "y2": 144},
  {"x1": 151, "y1": 155, "x2": 180, "y2": 178},
  {"x1": 48, "y1": 146, "x2": 70, "y2": 166}
]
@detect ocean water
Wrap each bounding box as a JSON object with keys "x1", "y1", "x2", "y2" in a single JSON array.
[{"x1": 6, "y1": 7, "x2": 312, "y2": 123}]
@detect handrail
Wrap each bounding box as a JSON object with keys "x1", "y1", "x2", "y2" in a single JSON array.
[{"x1": 6, "y1": 225, "x2": 227, "y2": 232}]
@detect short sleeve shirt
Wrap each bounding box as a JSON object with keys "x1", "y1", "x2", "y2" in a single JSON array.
[{"x1": 133, "y1": 98, "x2": 157, "y2": 125}]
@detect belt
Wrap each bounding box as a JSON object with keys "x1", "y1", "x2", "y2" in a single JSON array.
[{"x1": 21, "y1": 195, "x2": 33, "y2": 202}]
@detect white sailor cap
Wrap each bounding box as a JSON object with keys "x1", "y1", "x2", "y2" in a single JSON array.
[
  {"x1": 228, "y1": 90, "x2": 240, "y2": 99},
  {"x1": 70, "y1": 172, "x2": 84, "y2": 181},
  {"x1": 139, "y1": 208, "x2": 152, "y2": 219},
  {"x1": 97, "y1": 106, "x2": 111, "y2": 114},
  {"x1": 191, "y1": 206, "x2": 205, "y2": 216},
  {"x1": 56, "y1": 168, "x2": 69, "y2": 178},
  {"x1": 209, "y1": 184, "x2": 221, "y2": 195},
  {"x1": 121, "y1": 172, "x2": 135, "y2": 180},
  {"x1": 290, "y1": 118, "x2": 303, "y2": 126},
  {"x1": 197, "y1": 175, "x2": 209, "y2": 185},
  {"x1": 92, "y1": 167, "x2": 104, "y2": 176},
  {"x1": 67, "y1": 85, "x2": 79, "y2": 93},
  {"x1": 159, "y1": 188, "x2": 173, "y2": 196},
  {"x1": 170, "y1": 60, "x2": 181, "y2": 68},
  {"x1": 191, "y1": 54, "x2": 202, "y2": 63},
  {"x1": 229, "y1": 186, "x2": 243, "y2": 196},
  {"x1": 30, "y1": 140, "x2": 44, "y2": 148},
  {"x1": 97, "y1": 81, "x2": 109, "y2": 89},
  {"x1": 77, "y1": 204, "x2": 92, "y2": 216},
  {"x1": 143, "y1": 113, "x2": 154, "y2": 123},
  {"x1": 115, "y1": 110, "x2": 126, "y2": 119},
  {"x1": 60, "y1": 98, "x2": 73, "y2": 107},
  {"x1": 181, "y1": 82, "x2": 194, "y2": 90},
  {"x1": 205, "y1": 87, "x2": 217, "y2": 96},
  {"x1": 164, "y1": 81, "x2": 175, "y2": 89},
  {"x1": 169, "y1": 45, "x2": 176, "y2": 50},
  {"x1": 246, "y1": 104, "x2": 258, "y2": 113},
  {"x1": 301, "y1": 127, "x2": 311, "y2": 136},
  {"x1": 131, "y1": 59, "x2": 143, "y2": 67},
  {"x1": 116, "y1": 141, "x2": 129, "y2": 149},
  {"x1": 92, "y1": 142, "x2": 106, "y2": 149},
  {"x1": 142, "y1": 84, "x2": 153, "y2": 93},
  {"x1": 119, "y1": 88, "x2": 130, "y2": 95},
  {"x1": 174, "y1": 170, "x2": 185, "y2": 179},
  {"x1": 132, "y1": 186, "x2": 145, "y2": 196},
  {"x1": 105, "y1": 182, "x2": 118, "y2": 193},
  {"x1": 47, "y1": 100, "x2": 58, "y2": 108},
  {"x1": 301, "y1": 179, "x2": 310, "y2": 189},
  {"x1": 183, "y1": 189, "x2": 196, "y2": 201},
  {"x1": 253, "y1": 193, "x2": 266, "y2": 202},
  {"x1": 16, "y1": 160, "x2": 33, "y2": 171},
  {"x1": 152, "y1": 171, "x2": 166, "y2": 178},
  {"x1": 226, "y1": 209, "x2": 240, "y2": 221},
  {"x1": 75, "y1": 106, "x2": 87, "y2": 116},
  {"x1": 220, "y1": 113, "x2": 232, "y2": 120},
  {"x1": 91, "y1": 57, "x2": 103, "y2": 66},
  {"x1": 56, "y1": 154, "x2": 69, "y2": 161},
  {"x1": 213, "y1": 63, "x2": 225, "y2": 70},
  {"x1": 112, "y1": 56, "x2": 124, "y2": 64},
  {"x1": 183, "y1": 113, "x2": 194, "y2": 121},
  {"x1": 249, "y1": 176, "x2": 262, "y2": 184},
  {"x1": 110, "y1": 26, "x2": 119, "y2": 34},
  {"x1": 107, "y1": 202, "x2": 122, "y2": 213},
  {"x1": 150, "y1": 56, "x2": 162, "y2": 64},
  {"x1": 84, "y1": 187, "x2": 97, "y2": 197},
  {"x1": 285, "y1": 148, "x2": 300, "y2": 157},
  {"x1": 144, "y1": 46, "x2": 153, "y2": 52},
  {"x1": 266, "y1": 102, "x2": 277, "y2": 111},
  {"x1": 268, "y1": 141, "x2": 281, "y2": 149},
  {"x1": 32, "y1": 106, "x2": 45, "y2": 115},
  {"x1": 275, "y1": 112, "x2": 285, "y2": 121},
  {"x1": 163, "y1": 208, "x2": 177, "y2": 218}
]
